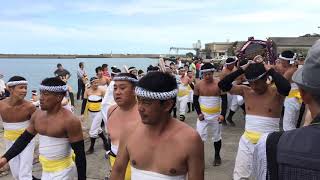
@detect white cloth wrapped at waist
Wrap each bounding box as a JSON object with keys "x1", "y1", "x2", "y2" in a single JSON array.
[
  {"x1": 245, "y1": 115, "x2": 280, "y2": 133},
  {"x1": 39, "y1": 135, "x2": 72, "y2": 160},
  {"x1": 111, "y1": 144, "x2": 118, "y2": 155},
  {"x1": 290, "y1": 83, "x2": 298, "y2": 90},
  {"x1": 2, "y1": 120, "x2": 30, "y2": 131},
  {"x1": 88, "y1": 95, "x2": 102, "y2": 102},
  {"x1": 2, "y1": 120, "x2": 30, "y2": 141},
  {"x1": 131, "y1": 166, "x2": 186, "y2": 180},
  {"x1": 199, "y1": 96, "x2": 221, "y2": 119}
]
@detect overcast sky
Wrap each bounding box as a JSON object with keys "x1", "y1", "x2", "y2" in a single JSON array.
[{"x1": 0, "y1": 0, "x2": 319, "y2": 54}]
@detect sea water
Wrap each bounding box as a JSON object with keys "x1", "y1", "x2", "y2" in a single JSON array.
[{"x1": 0, "y1": 58, "x2": 158, "y2": 97}]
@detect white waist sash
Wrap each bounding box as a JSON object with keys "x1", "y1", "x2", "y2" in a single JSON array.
[
  {"x1": 131, "y1": 166, "x2": 186, "y2": 180},
  {"x1": 245, "y1": 115, "x2": 279, "y2": 133}
]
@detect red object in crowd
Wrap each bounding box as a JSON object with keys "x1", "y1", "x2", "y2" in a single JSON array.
[
  {"x1": 103, "y1": 70, "x2": 110, "y2": 78},
  {"x1": 196, "y1": 63, "x2": 201, "y2": 70}
]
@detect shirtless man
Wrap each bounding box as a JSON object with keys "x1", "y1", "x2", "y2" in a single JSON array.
[
  {"x1": 176, "y1": 67, "x2": 193, "y2": 121},
  {"x1": 193, "y1": 63, "x2": 227, "y2": 166},
  {"x1": 81, "y1": 77, "x2": 108, "y2": 154},
  {"x1": 220, "y1": 57, "x2": 237, "y2": 126},
  {"x1": 110, "y1": 71, "x2": 204, "y2": 180},
  {"x1": 0, "y1": 76, "x2": 36, "y2": 180},
  {"x1": 187, "y1": 70, "x2": 195, "y2": 113},
  {"x1": 106, "y1": 73, "x2": 140, "y2": 180},
  {"x1": 218, "y1": 61, "x2": 291, "y2": 180},
  {"x1": 96, "y1": 66, "x2": 110, "y2": 87},
  {"x1": 274, "y1": 50, "x2": 304, "y2": 130},
  {"x1": 0, "y1": 77, "x2": 86, "y2": 180}
]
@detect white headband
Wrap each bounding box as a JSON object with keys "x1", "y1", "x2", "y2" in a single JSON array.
[
  {"x1": 279, "y1": 54, "x2": 296, "y2": 64},
  {"x1": 39, "y1": 85, "x2": 68, "y2": 92},
  {"x1": 200, "y1": 68, "x2": 216, "y2": 73},
  {"x1": 113, "y1": 76, "x2": 138, "y2": 83},
  {"x1": 246, "y1": 72, "x2": 267, "y2": 82},
  {"x1": 135, "y1": 86, "x2": 178, "y2": 100},
  {"x1": 7, "y1": 80, "x2": 28, "y2": 87}
]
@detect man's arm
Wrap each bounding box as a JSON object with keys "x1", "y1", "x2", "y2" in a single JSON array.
[
  {"x1": 67, "y1": 116, "x2": 86, "y2": 180},
  {"x1": 187, "y1": 132, "x2": 204, "y2": 180},
  {"x1": 81, "y1": 90, "x2": 88, "y2": 115},
  {"x1": 0, "y1": 111, "x2": 38, "y2": 167},
  {"x1": 218, "y1": 68, "x2": 247, "y2": 96},
  {"x1": 193, "y1": 82, "x2": 203, "y2": 116},
  {"x1": 110, "y1": 131, "x2": 131, "y2": 180},
  {"x1": 268, "y1": 68, "x2": 291, "y2": 96}
]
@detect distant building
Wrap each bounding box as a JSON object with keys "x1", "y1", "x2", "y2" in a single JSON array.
[
  {"x1": 204, "y1": 36, "x2": 320, "y2": 59},
  {"x1": 269, "y1": 37, "x2": 320, "y2": 56},
  {"x1": 204, "y1": 42, "x2": 232, "y2": 59}
]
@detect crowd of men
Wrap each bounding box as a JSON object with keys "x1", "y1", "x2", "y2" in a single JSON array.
[{"x1": 0, "y1": 40, "x2": 320, "y2": 180}]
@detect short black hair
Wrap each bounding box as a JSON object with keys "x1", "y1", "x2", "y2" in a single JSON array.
[
  {"x1": 138, "y1": 71, "x2": 177, "y2": 111},
  {"x1": 8, "y1": 76, "x2": 26, "y2": 82},
  {"x1": 57, "y1": 63, "x2": 62, "y2": 68},
  {"x1": 102, "y1": 64, "x2": 108, "y2": 68},
  {"x1": 201, "y1": 63, "x2": 215, "y2": 70},
  {"x1": 79, "y1": 62, "x2": 84, "y2": 67},
  {"x1": 281, "y1": 50, "x2": 295, "y2": 59},
  {"x1": 226, "y1": 57, "x2": 236, "y2": 64},
  {"x1": 95, "y1": 66, "x2": 102, "y2": 74},
  {"x1": 40, "y1": 77, "x2": 66, "y2": 95},
  {"x1": 245, "y1": 63, "x2": 267, "y2": 81}
]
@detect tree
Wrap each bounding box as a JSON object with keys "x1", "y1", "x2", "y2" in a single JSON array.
[{"x1": 186, "y1": 52, "x2": 194, "y2": 58}]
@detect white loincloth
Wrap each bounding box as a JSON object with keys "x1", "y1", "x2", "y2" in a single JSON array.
[
  {"x1": 88, "y1": 95, "x2": 103, "y2": 138},
  {"x1": 252, "y1": 133, "x2": 269, "y2": 180},
  {"x1": 131, "y1": 166, "x2": 186, "y2": 180},
  {"x1": 196, "y1": 96, "x2": 222, "y2": 142},
  {"x1": 227, "y1": 93, "x2": 234, "y2": 111},
  {"x1": 177, "y1": 83, "x2": 190, "y2": 116},
  {"x1": 2, "y1": 120, "x2": 35, "y2": 180},
  {"x1": 230, "y1": 95, "x2": 244, "y2": 112},
  {"x1": 188, "y1": 88, "x2": 193, "y2": 103},
  {"x1": 233, "y1": 115, "x2": 279, "y2": 180},
  {"x1": 39, "y1": 135, "x2": 75, "y2": 180},
  {"x1": 283, "y1": 83, "x2": 302, "y2": 131}
]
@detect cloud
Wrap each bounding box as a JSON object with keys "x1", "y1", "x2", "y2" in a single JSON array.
[{"x1": 60, "y1": 0, "x2": 217, "y2": 16}]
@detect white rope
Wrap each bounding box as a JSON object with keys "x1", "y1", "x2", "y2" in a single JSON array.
[
  {"x1": 7, "y1": 80, "x2": 28, "y2": 87},
  {"x1": 200, "y1": 68, "x2": 216, "y2": 73},
  {"x1": 246, "y1": 72, "x2": 267, "y2": 82},
  {"x1": 39, "y1": 85, "x2": 68, "y2": 92},
  {"x1": 135, "y1": 86, "x2": 178, "y2": 100},
  {"x1": 113, "y1": 76, "x2": 138, "y2": 83}
]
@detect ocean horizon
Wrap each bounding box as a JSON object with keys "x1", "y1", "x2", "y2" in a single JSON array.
[{"x1": 0, "y1": 58, "x2": 158, "y2": 98}]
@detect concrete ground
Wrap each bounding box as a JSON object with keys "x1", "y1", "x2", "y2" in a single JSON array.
[{"x1": 0, "y1": 103, "x2": 245, "y2": 180}]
